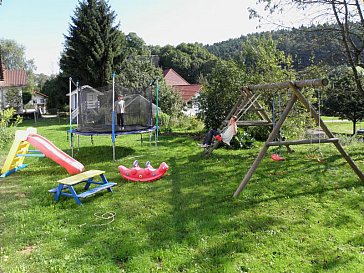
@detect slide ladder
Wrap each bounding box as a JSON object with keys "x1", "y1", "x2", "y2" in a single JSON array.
[{"x1": 1, "y1": 128, "x2": 37, "y2": 177}]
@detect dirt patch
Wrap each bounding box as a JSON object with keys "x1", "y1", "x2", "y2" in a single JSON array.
[
  {"x1": 14, "y1": 192, "x2": 26, "y2": 198},
  {"x1": 19, "y1": 245, "x2": 36, "y2": 255},
  {"x1": 0, "y1": 185, "x2": 19, "y2": 194}
]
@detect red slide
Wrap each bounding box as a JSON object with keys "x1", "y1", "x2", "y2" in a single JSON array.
[{"x1": 27, "y1": 133, "x2": 85, "y2": 175}]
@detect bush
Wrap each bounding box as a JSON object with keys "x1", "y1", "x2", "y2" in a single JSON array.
[
  {"x1": 0, "y1": 108, "x2": 23, "y2": 149},
  {"x1": 230, "y1": 128, "x2": 255, "y2": 149},
  {"x1": 339, "y1": 134, "x2": 356, "y2": 146},
  {"x1": 63, "y1": 105, "x2": 70, "y2": 112},
  {"x1": 155, "y1": 112, "x2": 172, "y2": 133},
  {"x1": 246, "y1": 126, "x2": 270, "y2": 141},
  {"x1": 175, "y1": 116, "x2": 204, "y2": 131},
  {"x1": 47, "y1": 108, "x2": 58, "y2": 115},
  {"x1": 157, "y1": 114, "x2": 205, "y2": 133},
  {"x1": 22, "y1": 91, "x2": 32, "y2": 105}
]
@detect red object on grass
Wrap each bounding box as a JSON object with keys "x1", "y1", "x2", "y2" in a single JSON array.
[
  {"x1": 271, "y1": 154, "x2": 285, "y2": 161},
  {"x1": 215, "y1": 134, "x2": 222, "y2": 142},
  {"x1": 118, "y1": 160, "x2": 169, "y2": 182}
]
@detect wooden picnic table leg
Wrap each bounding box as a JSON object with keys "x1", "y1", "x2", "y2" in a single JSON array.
[
  {"x1": 68, "y1": 186, "x2": 82, "y2": 205},
  {"x1": 100, "y1": 174, "x2": 113, "y2": 193}
]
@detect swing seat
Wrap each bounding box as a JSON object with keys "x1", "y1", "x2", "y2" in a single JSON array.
[{"x1": 271, "y1": 154, "x2": 285, "y2": 161}]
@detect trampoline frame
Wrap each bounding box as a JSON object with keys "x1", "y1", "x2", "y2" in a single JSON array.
[{"x1": 68, "y1": 74, "x2": 159, "y2": 160}]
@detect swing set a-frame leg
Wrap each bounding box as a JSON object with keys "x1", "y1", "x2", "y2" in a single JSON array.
[
  {"x1": 233, "y1": 94, "x2": 297, "y2": 197},
  {"x1": 290, "y1": 83, "x2": 364, "y2": 182},
  {"x1": 233, "y1": 82, "x2": 364, "y2": 197}
]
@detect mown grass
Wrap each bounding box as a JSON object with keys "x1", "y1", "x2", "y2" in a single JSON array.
[
  {"x1": 321, "y1": 116, "x2": 362, "y2": 135},
  {"x1": 1, "y1": 117, "x2": 364, "y2": 272},
  {"x1": 326, "y1": 121, "x2": 355, "y2": 135}
]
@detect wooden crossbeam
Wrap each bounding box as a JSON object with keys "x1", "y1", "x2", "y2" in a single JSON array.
[
  {"x1": 246, "y1": 79, "x2": 329, "y2": 92},
  {"x1": 243, "y1": 88, "x2": 272, "y2": 123},
  {"x1": 233, "y1": 79, "x2": 364, "y2": 197},
  {"x1": 266, "y1": 138, "x2": 338, "y2": 146},
  {"x1": 237, "y1": 121, "x2": 272, "y2": 126}
]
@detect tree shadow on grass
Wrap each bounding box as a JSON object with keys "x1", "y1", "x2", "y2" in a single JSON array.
[
  {"x1": 20, "y1": 118, "x2": 67, "y2": 129},
  {"x1": 66, "y1": 145, "x2": 135, "y2": 165},
  {"x1": 18, "y1": 137, "x2": 364, "y2": 272}
]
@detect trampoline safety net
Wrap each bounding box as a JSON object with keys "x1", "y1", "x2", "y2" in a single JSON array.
[{"x1": 72, "y1": 84, "x2": 154, "y2": 133}]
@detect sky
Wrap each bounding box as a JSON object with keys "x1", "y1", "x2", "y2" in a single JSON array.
[{"x1": 0, "y1": 0, "x2": 292, "y2": 75}]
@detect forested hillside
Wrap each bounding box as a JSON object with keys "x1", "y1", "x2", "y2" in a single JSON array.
[{"x1": 205, "y1": 24, "x2": 358, "y2": 70}]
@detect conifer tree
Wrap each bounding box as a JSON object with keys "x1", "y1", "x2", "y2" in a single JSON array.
[{"x1": 60, "y1": 0, "x2": 126, "y2": 87}]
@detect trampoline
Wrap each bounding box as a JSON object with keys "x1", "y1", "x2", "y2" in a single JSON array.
[{"x1": 68, "y1": 75, "x2": 159, "y2": 159}]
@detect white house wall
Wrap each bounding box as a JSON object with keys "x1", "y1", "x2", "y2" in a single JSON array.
[{"x1": 0, "y1": 87, "x2": 24, "y2": 113}]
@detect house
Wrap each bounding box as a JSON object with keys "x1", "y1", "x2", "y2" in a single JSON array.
[
  {"x1": 66, "y1": 85, "x2": 104, "y2": 124},
  {"x1": 31, "y1": 91, "x2": 48, "y2": 114},
  {"x1": 67, "y1": 85, "x2": 103, "y2": 111},
  {"x1": 163, "y1": 68, "x2": 202, "y2": 116},
  {"x1": 0, "y1": 67, "x2": 27, "y2": 113}
]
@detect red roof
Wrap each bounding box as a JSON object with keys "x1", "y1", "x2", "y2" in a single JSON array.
[
  {"x1": 163, "y1": 68, "x2": 190, "y2": 86},
  {"x1": 163, "y1": 68, "x2": 202, "y2": 103},
  {"x1": 0, "y1": 70, "x2": 27, "y2": 87},
  {"x1": 173, "y1": 84, "x2": 202, "y2": 102},
  {"x1": 33, "y1": 90, "x2": 48, "y2": 98}
]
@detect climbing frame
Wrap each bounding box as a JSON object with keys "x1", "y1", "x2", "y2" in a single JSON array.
[{"x1": 233, "y1": 79, "x2": 364, "y2": 197}]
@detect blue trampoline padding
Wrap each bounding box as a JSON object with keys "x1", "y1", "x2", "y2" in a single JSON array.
[{"x1": 69, "y1": 126, "x2": 156, "y2": 136}]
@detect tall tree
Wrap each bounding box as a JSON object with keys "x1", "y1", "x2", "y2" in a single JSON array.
[
  {"x1": 115, "y1": 33, "x2": 183, "y2": 116},
  {"x1": 0, "y1": 39, "x2": 35, "y2": 71},
  {"x1": 41, "y1": 74, "x2": 69, "y2": 111},
  {"x1": 249, "y1": 0, "x2": 364, "y2": 95},
  {"x1": 157, "y1": 43, "x2": 219, "y2": 84},
  {"x1": 323, "y1": 65, "x2": 364, "y2": 134},
  {"x1": 0, "y1": 39, "x2": 37, "y2": 96},
  {"x1": 59, "y1": 0, "x2": 126, "y2": 87},
  {"x1": 198, "y1": 59, "x2": 246, "y2": 128}
]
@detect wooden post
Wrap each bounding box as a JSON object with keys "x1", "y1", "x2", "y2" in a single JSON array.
[
  {"x1": 233, "y1": 94, "x2": 298, "y2": 197},
  {"x1": 221, "y1": 90, "x2": 247, "y2": 128},
  {"x1": 244, "y1": 88, "x2": 272, "y2": 123},
  {"x1": 289, "y1": 82, "x2": 364, "y2": 181}
]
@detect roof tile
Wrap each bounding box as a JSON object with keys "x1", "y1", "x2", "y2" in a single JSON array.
[
  {"x1": 163, "y1": 68, "x2": 190, "y2": 86},
  {"x1": 0, "y1": 70, "x2": 27, "y2": 87},
  {"x1": 163, "y1": 68, "x2": 202, "y2": 103},
  {"x1": 172, "y1": 84, "x2": 202, "y2": 103}
]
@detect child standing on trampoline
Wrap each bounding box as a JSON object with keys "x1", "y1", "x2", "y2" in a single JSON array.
[
  {"x1": 199, "y1": 115, "x2": 238, "y2": 148},
  {"x1": 115, "y1": 94, "x2": 125, "y2": 130}
]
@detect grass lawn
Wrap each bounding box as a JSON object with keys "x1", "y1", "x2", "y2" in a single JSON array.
[
  {"x1": 321, "y1": 116, "x2": 363, "y2": 135},
  {"x1": 1, "y1": 117, "x2": 364, "y2": 272}
]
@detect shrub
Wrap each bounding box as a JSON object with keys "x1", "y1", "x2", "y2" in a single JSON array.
[
  {"x1": 157, "y1": 114, "x2": 205, "y2": 133},
  {"x1": 339, "y1": 134, "x2": 356, "y2": 146},
  {"x1": 230, "y1": 128, "x2": 255, "y2": 149},
  {"x1": 0, "y1": 108, "x2": 23, "y2": 149},
  {"x1": 175, "y1": 116, "x2": 204, "y2": 131},
  {"x1": 246, "y1": 126, "x2": 270, "y2": 141},
  {"x1": 155, "y1": 112, "x2": 172, "y2": 133},
  {"x1": 22, "y1": 91, "x2": 32, "y2": 105},
  {"x1": 47, "y1": 108, "x2": 58, "y2": 115}
]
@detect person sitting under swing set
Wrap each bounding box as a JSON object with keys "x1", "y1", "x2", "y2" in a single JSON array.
[{"x1": 199, "y1": 115, "x2": 238, "y2": 148}]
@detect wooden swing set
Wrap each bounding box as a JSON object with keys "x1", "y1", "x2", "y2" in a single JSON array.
[{"x1": 206, "y1": 78, "x2": 364, "y2": 197}]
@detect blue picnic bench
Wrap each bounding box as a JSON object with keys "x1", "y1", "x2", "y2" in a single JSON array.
[{"x1": 49, "y1": 170, "x2": 117, "y2": 205}]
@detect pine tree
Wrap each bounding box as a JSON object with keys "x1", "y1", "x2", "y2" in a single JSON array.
[{"x1": 60, "y1": 0, "x2": 126, "y2": 87}]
